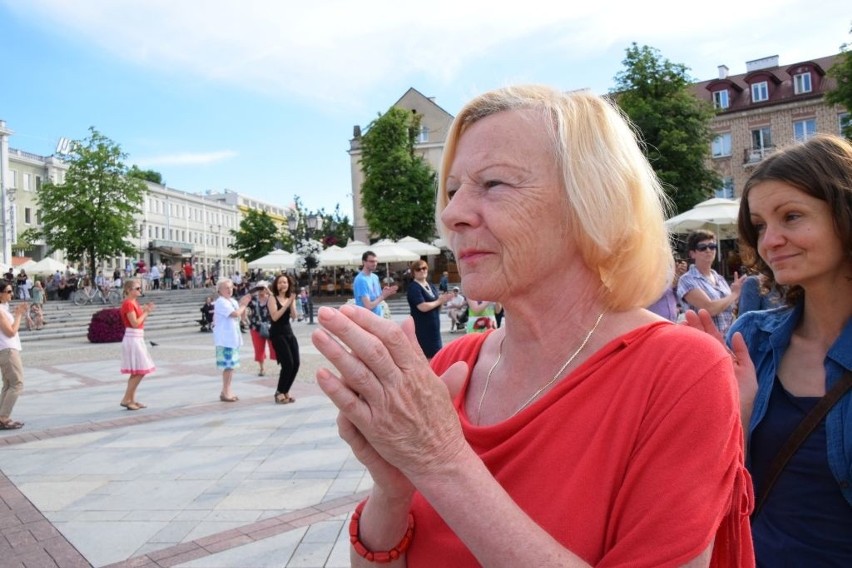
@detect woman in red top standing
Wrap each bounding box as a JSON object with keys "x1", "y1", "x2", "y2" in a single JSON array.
[{"x1": 119, "y1": 278, "x2": 155, "y2": 410}]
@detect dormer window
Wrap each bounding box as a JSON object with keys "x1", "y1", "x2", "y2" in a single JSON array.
[
  {"x1": 713, "y1": 90, "x2": 729, "y2": 110},
  {"x1": 793, "y1": 72, "x2": 812, "y2": 94},
  {"x1": 751, "y1": 81, "x2": 769, "y2": 102}
]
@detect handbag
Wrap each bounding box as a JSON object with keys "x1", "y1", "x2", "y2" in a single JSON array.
[
  {"x1": 752, "y1": 369, "x2": 852, "y2": 518},
  {"x1": 259, "y1": 321, "x2": 271, "y2": 338}
]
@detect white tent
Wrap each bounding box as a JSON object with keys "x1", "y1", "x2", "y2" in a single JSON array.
[
  {"x1": 665, "y1": 198, "x2": 740, "y2": 240},
  {"x1": 318, "y1": 245, "x2": 359, "y2": 267},
  {"x1": 30, "y1": 257, "x2": 71, "y2": 274},
  {"x1": 247, "y1": 249, "x2": 298, "y2": 271},
  {"x1": 397, "y1": 236, "x2": 441, "y2": 256}
]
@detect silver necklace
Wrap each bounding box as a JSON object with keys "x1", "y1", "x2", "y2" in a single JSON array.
[{"x1": 476, "y1": 311, "x2": 606, "y2": 423}]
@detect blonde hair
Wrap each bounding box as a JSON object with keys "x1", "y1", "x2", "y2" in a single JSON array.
[
  {"x1": 122, "y1": 278, "x2": 139, "y2": 297},
  {"x1": 436, "y1": 86, "x2": 673, "y2": 311}
]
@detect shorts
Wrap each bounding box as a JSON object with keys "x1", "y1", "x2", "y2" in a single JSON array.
[{"x1": 216, "y1": 346, "x2": 240, "y2": 370}]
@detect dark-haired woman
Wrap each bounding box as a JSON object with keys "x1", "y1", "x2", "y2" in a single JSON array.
[{"x1": 269, "y1": 274, "x2": 299, "y2": 404}]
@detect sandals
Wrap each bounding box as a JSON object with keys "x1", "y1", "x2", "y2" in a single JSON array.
[
  {"x1": 0, "y1": 420, "x2": 24, "y2": 430},
  {"x1": 220, "y1": 394, "x2": 239, "y2": 402},
  {"x1": 120, "y1": 402, "x2": 143, "y2": 411},
  {"x1": 275, "y1": 393, "x2": 296, "y2": 404}
]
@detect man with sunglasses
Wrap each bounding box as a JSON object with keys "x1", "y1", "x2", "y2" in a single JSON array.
[
  {"x1": 0, "y1": 282, "x2": 28, "y2": 429},
  {"x1": 677, "y1": 230, "x2": 746, "y2": 334}
]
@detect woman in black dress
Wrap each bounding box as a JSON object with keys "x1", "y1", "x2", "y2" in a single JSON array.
[
  {"x1": 406, "y1": 260, "x2": 450, "y2": 359},
  {"x1": 268, "y1": 273, "x2": 299, "y2": 404}
]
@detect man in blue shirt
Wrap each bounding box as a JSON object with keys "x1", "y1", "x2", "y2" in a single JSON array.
[{"x1": 353, "y1": 251, "x2": 398, "y2": 317}]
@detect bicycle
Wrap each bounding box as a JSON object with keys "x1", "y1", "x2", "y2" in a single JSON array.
[{"x1": 73, "y1": 285, "x2": 121, "y2": 306}]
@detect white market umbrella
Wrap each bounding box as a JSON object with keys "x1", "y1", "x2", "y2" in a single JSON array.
[
  {"x1": 665, "y1": 197, "x2": 741, "y2": 261},
  {"x1": 15, "y1": 260, "x2": 37, "y2": 274},
  {"x1": 318, "y1": 245, "x2": 360, "y2": 294},
  {"x1": 369, "y1": 239, "x2": 420, "y2": 277},
  {"x1": 664, "y1": 197, "x2": 740, "y2": 239},
  {"x1": 397, "y1": 236, "x2": 440, "y2": 256},
  {"x1": 30, "y1": 257, "x2": 71, "y2": 275},
  {"x1": 342, "y1": 239, "x2": 371, "y2": 261},
  {"x1": 318, "y1": 245, "x2": 359, "y2": 267},
  {"x1": 247, "y1": 249, "x2": 298, "y2": 271}
]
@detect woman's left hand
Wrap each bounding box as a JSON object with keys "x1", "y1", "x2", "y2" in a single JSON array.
[{"x1": 312, "y1": 305, "x2": 469, "y2": 483}]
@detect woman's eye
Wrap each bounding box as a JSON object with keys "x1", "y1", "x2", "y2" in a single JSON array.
[
  {"x1": 784, "y1": 212, "x2": 801, "y2": 223},
  {"x1": 483, "y1": 179, "x2": 503, "y2": 189}
]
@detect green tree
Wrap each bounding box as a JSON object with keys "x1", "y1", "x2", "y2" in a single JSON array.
[
  {"x1": 229, "y1": 209, "x2": 282, "y2": 263},
  {"x1": 26, "y1": 127, "x2": 146, "y2": 277},
  {"x1": 287, "y1": 197, "x2": 353, "y2": 248},
  {"x1": 612, "y1": 43, "x2": 721, "y2": 214},
  {"x1": 826, "y1": 25, "x2": 852, "y2": 139},
  {"x1": 127, "y1": 165, "x2": 164, "y2": 184},
  {"x1": 359, "y1": 107, "x2": 437, "y2": 241}
]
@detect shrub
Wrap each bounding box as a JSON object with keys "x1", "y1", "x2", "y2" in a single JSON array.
[{"x1": 87, "y1": 308, "x2": 124, "y2": 343}]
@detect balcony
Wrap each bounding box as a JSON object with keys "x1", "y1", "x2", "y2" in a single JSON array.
[{"x1": 743, "y1": 146, "x2": 776, "y2": 166}]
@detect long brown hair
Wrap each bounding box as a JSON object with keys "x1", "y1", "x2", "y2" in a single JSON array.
[
  {"x1": 272, "y1": 274, "x2": 296, "y2": 299},
  {"x1": 739, "y1": 134, "x2": 852, "y2": 305}
]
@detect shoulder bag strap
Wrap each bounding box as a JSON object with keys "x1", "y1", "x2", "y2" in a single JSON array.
[{"x1": 752, "y1": 369, "x2": 852, "y2": 519}]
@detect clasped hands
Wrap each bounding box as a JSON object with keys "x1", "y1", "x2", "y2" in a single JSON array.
[{"x1": 311, "y1": 304, "x2": 468, "y2": 494}]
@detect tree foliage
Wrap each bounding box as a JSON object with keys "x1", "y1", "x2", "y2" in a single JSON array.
[
  {"x1": 612, "y1": 43, "x2": 721, "y2": 214},
  {"x1": 127, "y1": 165, "x2": 164, "y2": 184},
  {"x1": 359, "y1": 107, "x2": 437, "y2": 241},
  {"x1": 229, "y1": 209, "x2": 282, "y2": 263},
  {"x1": 27, "y1": 127, "x2": 146, "y2": 276},
  {"x1": 826, "y1": 25, "x2": 852, "y2": 139},
  {"x1": 287, "y1": 196, "x2": 353, "y2": 249}
]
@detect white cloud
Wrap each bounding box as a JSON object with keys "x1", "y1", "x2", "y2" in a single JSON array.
[
  {"x1": 8, "y1": 0, "x2": 851, "y2": 106},
  {"x1": 134, "y1": 150, "x2": 237, "y2": 167}
]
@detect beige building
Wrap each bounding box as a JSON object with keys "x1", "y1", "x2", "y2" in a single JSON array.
[
  {"x1": 348, "y1": 87, "x2": 454, "y2": 243},
  {"x1": 692, "y1": 54, "x2": 848, "y2": 198}
]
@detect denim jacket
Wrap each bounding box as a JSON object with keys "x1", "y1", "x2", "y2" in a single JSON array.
[{"x1": 727, "y1": 302, "x2": 852, "y2": 506}]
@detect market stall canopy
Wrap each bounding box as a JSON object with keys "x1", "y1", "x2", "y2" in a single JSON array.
[
  {"x1": 368, "y1": 239, "x2": 420, "y2": 263},
  {"x1": 30, "y1": 257, "x2": 72, "y2": 274},
  {"x1": 396, "y1": 236, "x2": 440, "y2": 256},
  {"x1": 318, "y1": 245, "x2": 359, "y2": 267},
  {"x1": 664, "y1": 197, "x2": 740, "y2": 240},
  {"x1": 342, "y1": 239, "x2": 371, "y2": 260},
  {"x1": 247, "y1": 249, "x2": 298, "y2": 270}
]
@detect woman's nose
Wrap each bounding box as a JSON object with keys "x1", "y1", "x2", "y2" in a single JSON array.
[{"x1": 440, "y1": 185, "x2": 479, "y2": 232}]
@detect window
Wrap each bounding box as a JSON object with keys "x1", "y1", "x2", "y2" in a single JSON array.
[
  {"x1": 712, "y1": 90, "x2": 729, "y2": 110},
  {"x1": 23, "y1": 173, "x2": 32, "y2": 191},
  {"x1": 752, "y1": 127, "x2": 772, "y2": 150},
  {"x1": 417, "y1": 125, "x2": 429, "y2": 143},
  {"x1": 793, "y1": 72, "x2": 812, "y2": 94},
  {"x1": 35, "y1": 175, "x2": 42, "y2": 190},
  {"x1": 24, "y1": 208, "x2": 32, "y2": 224},
  {"x1": 712, "y1": 133, "x2": 732, "y2": 158},
  {"x1": 840, "y1": 112, "x2": 850, "y2": 136},
  {"x1": 6, "y1": 169, "x2": 15, "y2": 188},
  {"x1": 793, "y1": 118, "x2": 816, "y2": 142},
  {"x1": 715, "y1": 177, "x2": 734, "y2": 199},
  {"x1": 751, "y1": 81, "x2": 769, "y2": 103}
]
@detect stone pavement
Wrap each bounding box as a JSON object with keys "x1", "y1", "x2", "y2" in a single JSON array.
[{"x1": 1, "y1": 305, "x2": 466, "y2": 567}]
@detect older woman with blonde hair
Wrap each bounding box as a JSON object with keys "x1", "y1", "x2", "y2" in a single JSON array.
[{"x1": 312, "y1": 86, "x2": 752, "y2": 566}]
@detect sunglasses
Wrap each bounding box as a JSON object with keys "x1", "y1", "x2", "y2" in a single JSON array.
[
  {"x1": 414, "y1": 266, "x2": 428, "y2": 272},
  {"x1": 694, "y1": 243, "x2": 718, "y2": 252},
  {"x1": 134, "y1": 287, "x2": 142, "y2": 291},
  {"x1": 1, "y1": 289, "x2": 11, "y2": 294}
]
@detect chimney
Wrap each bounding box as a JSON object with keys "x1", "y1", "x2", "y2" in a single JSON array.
[{"x1": 718, "y1": 65, "x2": 729, "y2": 80}]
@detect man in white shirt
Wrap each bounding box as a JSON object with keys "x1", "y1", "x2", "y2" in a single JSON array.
[{"x1": 446, "y1": 287, "x2": 467, "y2": 332}]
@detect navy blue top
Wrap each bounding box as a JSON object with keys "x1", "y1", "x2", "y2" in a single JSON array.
[
  {"x1": 750, "y1": 377, "x2": 852, "y2": 566},
  {"x1": 407, "y1": 281, "x2": 442, "y2": 358}
]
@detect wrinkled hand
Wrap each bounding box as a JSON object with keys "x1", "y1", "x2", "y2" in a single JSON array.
[
  {"x1": 312, "y1": 305, "x2": 469, "y2": 487},
  {"x1": 683, "y1": 309, "x2": 757, "y2": 414},
  {"x1": 14, "y1": 303, "x2": 29, "y2": 317}
]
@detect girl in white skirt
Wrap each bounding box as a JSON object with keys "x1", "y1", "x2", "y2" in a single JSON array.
[{"x1": 119, "y1": 278, "x2": 156, "y2": 410}]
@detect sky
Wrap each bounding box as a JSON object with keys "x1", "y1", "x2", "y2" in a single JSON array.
[{"x1": 1, "y1": 0, "x2": 850, "y2": 221}]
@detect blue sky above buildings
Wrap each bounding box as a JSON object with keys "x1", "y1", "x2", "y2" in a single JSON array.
[{"x1": 1, "y1": 0, "x2": 849, "y2": 220}]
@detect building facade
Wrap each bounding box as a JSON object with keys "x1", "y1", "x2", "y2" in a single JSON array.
[
  {"x1": 348, "y1": 87, "x2": 454, "y2": 243},
  {"x1": 692, "y1": 54, "x2": 848, "y2": 199},
  {"x1": 0, "y1": 121, "x2": 268, "y2": 278}
]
